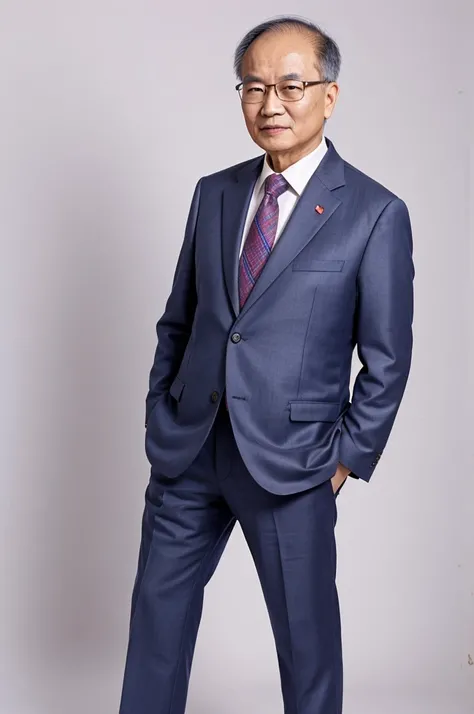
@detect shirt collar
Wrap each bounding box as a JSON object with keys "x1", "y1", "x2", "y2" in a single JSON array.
[{"x1": 255, "y1": 136, "x2": 328, "y2": 198}]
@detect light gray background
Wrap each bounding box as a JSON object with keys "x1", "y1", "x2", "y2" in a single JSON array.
[{"x1": 0, "y1": 2, "x2": 472, "y2": 713}]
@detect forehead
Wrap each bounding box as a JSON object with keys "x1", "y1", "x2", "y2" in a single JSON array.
[{"x1": 241, "y1": 29, "x2": 318, "y2": 80}]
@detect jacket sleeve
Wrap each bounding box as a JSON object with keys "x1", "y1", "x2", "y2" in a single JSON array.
[
  {"x1": 145, "y1": 178, "x2": 202, "y2": 427},
  {"x1": 338, "y1": 197, "x2": 415, "y2": 481}
]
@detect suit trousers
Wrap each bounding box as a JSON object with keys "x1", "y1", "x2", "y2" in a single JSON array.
[{"x1": 119, "y1": 399, "x2": 343, "y2": 714}]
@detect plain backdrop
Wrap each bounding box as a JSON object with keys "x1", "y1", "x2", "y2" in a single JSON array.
[{"x1": 0, "y1": 2, "x2": 472, "y2": 713}]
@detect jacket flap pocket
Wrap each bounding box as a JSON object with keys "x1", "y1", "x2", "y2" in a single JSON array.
[
  {"x1": 292, "y1": 259, "x2": 345, "y2": 272},
  {"x1": 289, "y1": 401, "x2": 341, "y2": 422},
  {"x1": 169, "y1": 376, "x2": 185, "y2": 402}
]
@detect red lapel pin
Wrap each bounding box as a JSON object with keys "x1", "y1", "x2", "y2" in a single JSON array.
[{"x1": 315, "y1": 205, "x2": 324, "y2": 214}]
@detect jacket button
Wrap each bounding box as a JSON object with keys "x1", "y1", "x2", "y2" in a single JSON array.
[
  {"x1": 231, "y1": 332, "x2": 241, "y2": 343},
  {"x1": 210, "y1": 391, "x2": 219, "y2": 403}
]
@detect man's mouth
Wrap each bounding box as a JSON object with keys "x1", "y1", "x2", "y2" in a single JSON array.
[{"x1": 261, "y1": 126, "x2": 288, "y2": 134}]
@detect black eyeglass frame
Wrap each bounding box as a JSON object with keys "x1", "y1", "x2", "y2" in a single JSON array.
[{"x1": 235, "y1": 79, "x2": 329, "y2": 103}]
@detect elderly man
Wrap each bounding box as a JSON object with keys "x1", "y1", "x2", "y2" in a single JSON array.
[{"x1": 119, "y1": 15, "x2": 414, "y2": 714}]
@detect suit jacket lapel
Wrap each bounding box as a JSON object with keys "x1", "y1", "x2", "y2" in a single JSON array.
[
  {"x1": 221, "y1": 155, "x2": 263, "y2": 317},
  {"x1": 221, "y1": 138, "x2": 346, "y2": 319}
]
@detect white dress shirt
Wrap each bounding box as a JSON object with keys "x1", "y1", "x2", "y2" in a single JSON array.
[{"x1": 239, "y1": 136, "x2": 328, "y2": 258}]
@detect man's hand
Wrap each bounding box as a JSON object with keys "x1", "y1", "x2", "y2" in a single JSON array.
[{"x1": 331, "y1": 462, "x2": 351, "y2": 494}]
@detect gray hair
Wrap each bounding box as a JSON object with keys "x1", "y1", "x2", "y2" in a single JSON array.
[{"x1": 233, "y1": 15, "x2": 341, "y2": 83}]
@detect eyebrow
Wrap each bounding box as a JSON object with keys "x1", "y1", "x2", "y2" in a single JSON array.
[{"x1": 242, "y1": 72, "x2": 302, "y2": 83}]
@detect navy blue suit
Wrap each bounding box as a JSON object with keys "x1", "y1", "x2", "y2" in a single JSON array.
[{"x1": 119, "y1": 138, "x2": 414, "y2": 713}]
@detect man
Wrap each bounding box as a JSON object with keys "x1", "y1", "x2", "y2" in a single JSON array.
[{"x1": 119, "y1": 16, "x2": 414, "y2": 714}]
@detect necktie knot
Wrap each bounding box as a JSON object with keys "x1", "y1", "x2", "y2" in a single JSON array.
[{"x1": 264, "y1": 173, "x2": 288, "y2": 199}]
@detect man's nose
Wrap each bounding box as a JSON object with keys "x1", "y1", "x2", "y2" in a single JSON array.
[{"x1": 260, "y1": 86, "x2": 285, "y2": 115}]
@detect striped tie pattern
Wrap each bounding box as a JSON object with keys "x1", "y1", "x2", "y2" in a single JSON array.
[
  {"x1": 238, "y1": 172, "x2": 289, "y2": 308},
  {"x1": 225, "y1": 173, "x2": 288, "y2": 412}
]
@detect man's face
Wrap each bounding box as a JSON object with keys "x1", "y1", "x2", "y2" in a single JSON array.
[{"x1": 239, "y1": 29, "x2": 339, "y2": 170}]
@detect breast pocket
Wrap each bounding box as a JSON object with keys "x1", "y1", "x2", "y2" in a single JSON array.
[{"x1": 292, "y1": 259, "x2": 345, "y2": 272}]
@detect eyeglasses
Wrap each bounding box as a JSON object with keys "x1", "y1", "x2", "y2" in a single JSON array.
[{"x1": 235, "y1": 79, "x2": 328, "y2": 104}]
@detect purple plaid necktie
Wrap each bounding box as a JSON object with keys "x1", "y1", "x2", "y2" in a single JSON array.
[{"x1": 238, "y1": 172, "x2": 289, "y2": 308}]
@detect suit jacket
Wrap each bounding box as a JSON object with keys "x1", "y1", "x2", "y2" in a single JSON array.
[{"x1": 144, "y1": 137, "x2": 414, "y2": 493}]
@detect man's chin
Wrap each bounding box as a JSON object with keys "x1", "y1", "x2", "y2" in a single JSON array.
[{"x1": 254, "y1": 133, "x2": 294, "y2": 152}]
